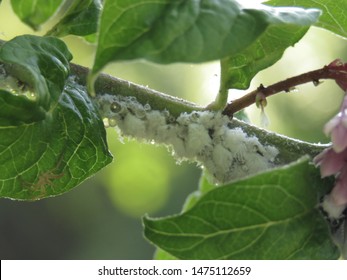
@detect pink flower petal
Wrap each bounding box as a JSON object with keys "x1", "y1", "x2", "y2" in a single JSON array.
[
  {"x1": 324, "y1": 115, "x2": 340, "y2": 136},
  {"x1": 331, "y1": 124, "x2": 347, "y2": 152},
  {"x1": 313, "y1": 147, "x2": 347, "y2": 177},
  {"x1": 313, "y1": 148, "x2": 328, "y2": 166},
  {"x1": 331, "y1": 178, "x2": 347, "y2": 206},
  {"x1": 342, "y1": 113, "x2": 347, "y2": 128}
]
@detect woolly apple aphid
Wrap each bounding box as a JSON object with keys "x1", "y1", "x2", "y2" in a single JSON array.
[{"x1": 96, "y1": 94, "x2": 279, "y2": 184}]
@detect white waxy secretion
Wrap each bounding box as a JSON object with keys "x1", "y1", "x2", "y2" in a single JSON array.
[
  {"x1": 0, "y1": 65, "x2": 36, "y2": 100},
  {"x1": 96, "y1": 94, "x2": 279, "y2": 184},
  {"x1": 320, "y1": 194, "x2": 347, "y2": 259}
]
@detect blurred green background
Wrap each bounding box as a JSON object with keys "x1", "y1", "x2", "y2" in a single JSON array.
[{"x1": 0, "y1": 0, "x2": 346, "y2": 259}]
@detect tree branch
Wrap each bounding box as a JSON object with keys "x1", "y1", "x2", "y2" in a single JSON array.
[
  {"x1": 0, "y1": 37, "x2": 331, "y2": 165},
  {"x1": 223, "y1": 61, "x2": 347, "y2": 116},
  {"x1": 70, "y1": 63, "x2": 204, "y2": 118},
  {"x1": 68, "y1": 62, "x2": 329, "y2": 164}
]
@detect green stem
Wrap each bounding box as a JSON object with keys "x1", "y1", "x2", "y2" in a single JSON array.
[
  {"x1": 206, "y1": 59, "x2": 229, "y2": 110},
  {"x1": 223, "y1": 62, "x2": 347, "y2": 116},
  {"x1": 69, "y1": 63, "x2": 328, "y2": 164},
  {"x1": 230, "y1": 119, "x2": 329, "y2": 164},
  {"x1": 70, "y1": 63, "x2": 204, "y2": 118}
]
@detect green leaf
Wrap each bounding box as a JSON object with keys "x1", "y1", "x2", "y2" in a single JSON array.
[
  {"x1": 0, "y1": 89, "x2": 46, "y2": 125},
  {"x1": 0, "y1": 35, "x2": 72, "y2": 111},
  {"x1": 10, "y1": 0, "x2": 64, "y2": 31},
  {"x1": 144, "y1": 158, "x2": 340, "y2": 259},
  {"x1": 155, "y1": 171, "x2": 216, "y2": 260},
  {"x1": 91, "y1": 0, "x2": 320, "y2": 75},
  {"x1": 222, "y1": 25, "x2": 310, "y2": 90},
  {"x1": 0, "y1": 36, "x2": 112, "y2": 200},
  {"x1": 154, "y1": 249, "x2": 178, "y2": 260},
  {"x1": 0, "y1": 82, "x2": 112, "y2": 200},
  {"x1": 266, "y1": 0, "x2": 347, "y2": 38},
  {"x1": 182, "y1": 171, "x2": 216, "y2": 212},
  {"x1": 47, "y1": 0, "x2": 102, "y2": 38}
]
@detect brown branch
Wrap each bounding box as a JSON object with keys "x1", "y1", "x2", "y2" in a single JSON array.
[{"x1": 222, "y1": 61, "x2": 347, "y2": 116}]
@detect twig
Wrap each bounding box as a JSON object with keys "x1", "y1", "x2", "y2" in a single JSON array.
[
  {"x1": 223, "y1": 61, "x2": 347, "y2": 116},
  {"x1": 70, "y1": 63, "x2": 203, "y2": 117},
  {"x1": 69, "y1": 63, "x2": 329, "y2": 164}
]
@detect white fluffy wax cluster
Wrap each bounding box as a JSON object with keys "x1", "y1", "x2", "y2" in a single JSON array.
[
  {"x1": 97, "y1": 94, "x2": 279, "y2": 184},
  {"x1": 0, "y1": 65, "x2": 36, "y2": 99}
]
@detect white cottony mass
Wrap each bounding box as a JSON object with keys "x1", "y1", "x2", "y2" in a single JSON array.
[{"x1": 97, "y1": 93, "x2": 279, "y2": 184}]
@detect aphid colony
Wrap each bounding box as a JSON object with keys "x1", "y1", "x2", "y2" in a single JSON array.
[
  {"x1": 0, "y1": 65, "x2": 36, "y2": 99},
  {"x1": 97, "y1": 93, "x2": 279, "y2": 184}
]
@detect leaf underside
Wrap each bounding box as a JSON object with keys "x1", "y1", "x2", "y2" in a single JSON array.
[
  {"x1": 91, "y1": 0, "x2": 320, "y2": 76},
  {"x1": 145, "y1": 158, "x2": 339, "y2": 260},
  {"x1": 267, "y1": 0, "x2": 347, "y2": 39},
  {"x1": 223, "y1": 24, "x2": 310, "y2": 90}
]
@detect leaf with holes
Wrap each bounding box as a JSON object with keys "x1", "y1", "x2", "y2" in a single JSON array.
[
  {"x1": 144, "y1": 158, "x2": 340, "y2": 259},
  {"x1": 0, "y1": 35, "x2": 112, "y2": 200}
]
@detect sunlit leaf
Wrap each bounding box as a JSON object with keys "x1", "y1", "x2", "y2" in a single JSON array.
[
  {"x1": 91, "y1": 0, "x2": 320, "y2": 76},
  {"x1": 267, "y1": 0, "x2": 347, "y2": 38},
  {"x1": 10, "y1": 0, "x2": 64, "y2": 30},
  {"x1": 223, "y1": 25, "x2": 310, "y2": 90}
]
